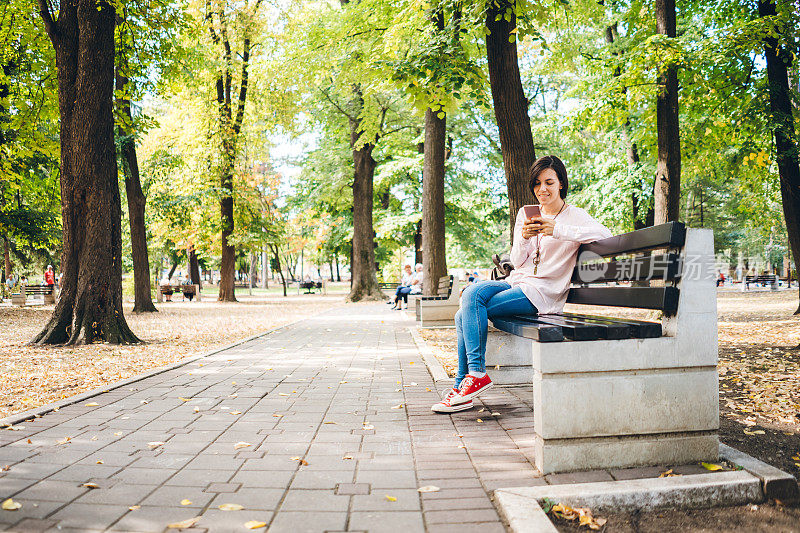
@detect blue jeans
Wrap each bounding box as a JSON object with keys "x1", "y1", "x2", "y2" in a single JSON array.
[
  {"x1": 454, "y1": 281, "x2": 537, "y2": 388},
  {"x1": 395, "y1": 286, "x2": 412, "y2": 304}
]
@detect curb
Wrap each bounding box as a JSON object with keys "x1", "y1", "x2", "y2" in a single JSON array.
[
  {"x1": 0, "y1": 316, "x2": 310, "y2": 428},
  {"x1": 408, "y1": 326, "x2": 451, "y2": 383},
  {"x1": 494, "y1": 443, "x2": 795, "y2": 532}
]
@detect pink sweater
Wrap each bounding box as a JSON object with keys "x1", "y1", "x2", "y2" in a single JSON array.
[{"x1": 507, "y1": 205, "x2": 612, "y2": 314}]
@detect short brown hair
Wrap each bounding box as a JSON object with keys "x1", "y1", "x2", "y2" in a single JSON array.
[{"x1": 528, "y1": 155, "x2": 568, "y2": 199}]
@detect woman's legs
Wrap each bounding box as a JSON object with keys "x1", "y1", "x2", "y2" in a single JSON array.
[
  {"x1": 453, "y1": 283, "x2": 538, "y2": 389},
  {"x1": 398, "y1": 287, "x2": 412, "y2": 309}
]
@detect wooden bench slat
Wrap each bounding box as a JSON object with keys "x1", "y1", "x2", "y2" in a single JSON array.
[
  {"x1": 560, "y1": 313, "x2": 662, "y2": 338},
  {"x1": 540, "y1": 314, "x2": 632, "y2": 340},
  {"x1": 491, "y1": 317, "x2": 564, "y2": 342},
  {"x1": 566, "y1": 286, "x2": 679, "y2": 313},
  {"x1": 572, "y1": 253, "x2": 681, "y2": 283},
  {"x1": 509, "y1": 314, "x2": 604, "y2": 341},
  {"x1": 579, "y1": 222, "x2": 685, "y2": 258}
]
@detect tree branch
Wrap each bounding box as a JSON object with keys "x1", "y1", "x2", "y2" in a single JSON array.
[
  {"x1": 320, "y1": 87, "x2": 356, "y2": 121},
  {"x1": 36, "y1": 0, "x2": 56, "y2": 40}
]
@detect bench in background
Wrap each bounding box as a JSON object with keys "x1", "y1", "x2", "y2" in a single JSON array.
[
  {"x1": 486, "y1": 223, "x2": 719, "y2": 474},
  {"x1": 744, "y1": 274, "x2": 778, "y2": 290},
  {"x1": 157, "y1": 284, "x2": 200, "y2": 302},
  {"x1": 412, "y1": 275, "x2": 460, "y2": 327},
  {"x1": 12, "y1": 285, "x2": 56, "y2": 306}
]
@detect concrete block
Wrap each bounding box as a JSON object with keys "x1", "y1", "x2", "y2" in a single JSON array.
[
  {"x1": 534, "y1": 368, "x2": 719, "y2": 439},
  {"x1": 534, "y1": 433, "x2": 719, "y2": 474},
  {"x1": 720, "y1": 443, "x2": 800, "y2": 503},
  {"x1": 498, "y1": 470, "x2": 762, "y2": 514},
  {"x1": 488, "y1": 366, "x2": 532, "y2": 386},
  {"x1": 493, "y1": 490, "x2": 559, "y2": 533},
  {"x1": 485, "y1": 331, "x2": 533, "y2": 368}
]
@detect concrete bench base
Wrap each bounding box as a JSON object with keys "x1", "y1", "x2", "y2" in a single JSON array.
[{"x1": 415, "y1": 301, "x2": 459, "y2": 327}]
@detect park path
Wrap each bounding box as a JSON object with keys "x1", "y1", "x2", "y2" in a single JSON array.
[{"x1": 0, "y1": 304, "x2": 546, "y2": 533}]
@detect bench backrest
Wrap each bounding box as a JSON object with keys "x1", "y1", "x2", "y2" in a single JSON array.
[
  {"x1": 436, "y1": 275, "x2": 453, "y2": 296},
  {"x1": 567, "y1": 222, "x2": 686, "y2": 315}
]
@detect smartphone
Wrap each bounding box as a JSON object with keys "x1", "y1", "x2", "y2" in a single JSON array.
[{"x1": 523, "y1": 204, "x2": 541, "y2": 220}]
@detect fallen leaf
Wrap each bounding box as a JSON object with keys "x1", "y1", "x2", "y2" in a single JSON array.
[
  {"x1": 193, "y1": 407, "x2": 200, "y2": 413},
  {"x1": 278, "y1": 393, "x2": 290, "y2": 396},
  {"x1": 658, "y1": 469, "x2": 679, "y2": 478},
  {"x1": 363, "y1": 424, "x2": 374, "y2": 430},
  {"x1": 417, "y1": 486, "x2": 440, "y2": 493},
  {"x1": 230, "y1": 411, "x2": 242, "y2": 415},
  {"x1": 81, "y1": 482, "x2": 100, "y2": 489},
  {"x1": 96, "y1": 460, "x2": 104, "y2": 464},
  {"x1": 743, "y1": 429, "x2": 766, "y2": 435},
  {"x1": 385, "y1": 495, "x2": 397, "y2": 502},
  {"x1": 218, "y1": 503, "x2": 244, "y2": 511},
  {"x1": 178, "y1": 397, "x2": 191, "y2": 402},
  {"x1": 391, "y1": 404, "x2": 404, "y2": 409},
  {"x1": 490, "y1": 412, "x2": 501, "y2": 417},
  {"x1": 233, "y1": 442, "x2": 251, "y2": 450},
  {"x1": 26, "y1": 439, "x2": 31, "y2": 444},
  {"x1": 2, "y1": 498, "x2": 21, "y2": 511},
  {"x1": 342, "y1": 455, "x2": 354, "y2": 460},
  {"x1": 477, "y1": 408, "x2": 486, "y2": 413},
  {"x1": 181, "y1": 499, "x2": 192, "y2": 506},
  {"x1": 244, "y1": 521, "x2": 267, "y2": 529},
  {"x1": 129, "y1": 505, "x2": 140, "y2": 510},
  {"x1": 147, "y1": 441, "x2": 165, "y2": 449},
  {"x1": 476, "y1": 418, "x2": 483, "y2": 423},
  {"x1": 323, "y1": 421, "x2": 337, "y2": 424},
  {"x1": 167, "y1": 516, "x2": 201, "y2": 528},
  {"x1": 114, "y1": 432, "x2": 123, "y2": 436},
  {"x1": 273, "y1": 414, "x2": 283, "y2": 418},
  {"x1": 57, "y1": 436, "x2": 72, "y2": 445},
  {"x1": 701, "y1": 462, "x2": 724, "y2": 471},
  {"x1": 85, "y1": 402, "x2": 99, "y2": 407},
  {"x1": 791, "y1": 455, "x2": 799, "y2": 461}
]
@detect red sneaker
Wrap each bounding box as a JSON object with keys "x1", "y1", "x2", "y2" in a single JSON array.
[
  {"x1": 456, "y1": 374, "x2": 493, "y2": 402},
  {"x1": 431, "y1": 388, "x2": 474, "y2": 413}
]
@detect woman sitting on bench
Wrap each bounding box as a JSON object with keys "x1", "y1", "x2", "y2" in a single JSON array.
[
  {"x1": 391, "y1": 263, "x2": 422, "y2": 310},
  {"x1": 432, "y1": 155, "x2": 612, "y2": 413}
]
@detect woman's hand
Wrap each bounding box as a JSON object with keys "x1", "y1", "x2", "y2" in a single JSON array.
[{"x1": 522, "y1": 217, "x2": 556, "y2": 238}]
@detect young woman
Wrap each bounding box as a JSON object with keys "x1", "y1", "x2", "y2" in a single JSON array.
[
  {"x1": 390, "y1": 264, "x2": 415, "y2": 309},
  {"x1": 432, "y1": 155, "x2": 612, "y2": 413}
]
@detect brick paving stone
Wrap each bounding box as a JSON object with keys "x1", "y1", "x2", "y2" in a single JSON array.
[
  {"x1": 208, "y1": 488, "x2": 284, "y2": 510},
  {"x1": 424, "y1": 509, "x2": 501, "y2": 524},
  {"x1": 267, "y1": 511, "x2": 347, "y2": 533},
  {"x1": 193, "y1": 509, "x2": 273, "y2": 533},
  {"x1": 334, "y1": 483, "x2": 370, "y2": 495},
  {"x1": 3, "y1": 518, "x2": 59, "y2": 533},
  {"x1": 348, "y1": 511, "x2": 426, "y2": 533},
  {"x1": 47, "y1": 503, "x2": 128, "y2": 530},
  {"x1": 421, "y1": 497, "x2": 495, "y2": 511},
  {"x1": 279, "y1": 490, "x2": 350, "y2": 512},
  {"x1": 426, "y1": 523, "x2": 507, "y2": 533},
  {"x1": 351, "y1": 489, "x2": 422, "y2": 511},
  {"x1": 545, "y1": 469, "x2": 615, "y2": 485},
  {"x1": 203, "y1": 482, "x2": 241, "y2": 493},
  {"x1": 355, "y1": 469, "x2": 418, "y2": 489},
  {"x1": 106, "y1": 506, "x2": 202, "y2": 532}
]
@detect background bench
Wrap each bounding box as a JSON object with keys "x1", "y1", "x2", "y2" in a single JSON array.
[
  {"x1": 744, "y1": 274, "x2": 778, "y2": 290},
  {"x1": 12, "y1": 285, "x2": 55, "y2": 306},
  {"x1": 485, "y1": 223, "x2": 719, "y2": 474},
  {"x1": 412, "y1": 275, "x2": 460, "y2": 327},
  {"x1": 157, "y1": 284, "x2": 199, "y2": 302}
]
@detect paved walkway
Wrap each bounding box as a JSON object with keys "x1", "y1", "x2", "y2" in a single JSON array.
[{"x1": 1, "y1": 304, "x2": 551, "y2": 533}]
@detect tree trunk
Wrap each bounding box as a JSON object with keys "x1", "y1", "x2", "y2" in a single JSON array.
[
  {"x1": 654, "y1": 0, "x2": 681, "y2": 224},
  {"x1": 34, "y1": 0, "x2": 139, "y2": 344},
  {"x1": 422, "y1": 107, "x2": 447, "y2": 296},
  {"x1": 188, "y1": 247, "x2": 201, "y2": 286},
  {"x1": 759, "y1": 0, "x2": 800, "y2": 314},
  {"x1": 249, "y1": 251, "x2": 257, "y2": 289},
  {"x1": 167, "y1": 260, "x2": 179, "y2": 280},
  {"x1": 3, "y1": 235, "x2": 11, "y2": 280},
  {"x1": 347, "y1": 117, "x2": 382, "y2": 301},
  {"x1": 261, "y1": 248, "x2": 269, "y2": 288},
  {"x1": 115, "y1": 57, "x2": 156, "y2": 313},
  {"x1": 485, "y1": 0, "x2": 536, "y2": 241},
  {"x1": 414, "y1": 219, "x2": 423, "y2": 265},
  {"x1": 335, "y1": 249, "x2": 341, "y2": 282},
  {"x1": 269, "y1": 244, "x2": 287, "y2": 296}
]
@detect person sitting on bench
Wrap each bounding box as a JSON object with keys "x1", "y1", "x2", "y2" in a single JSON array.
[
  {"x1": 431, "y1": 155, "x2": 612, "y2": 413},
  {"x1": 389, "y1": 264, "x2": 415, "y2": 310}
]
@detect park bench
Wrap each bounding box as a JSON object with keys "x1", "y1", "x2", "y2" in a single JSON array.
[
  {"x1": 378, "y1": 281, "x2": 396, "y2": 291},
  {"x1": 157, "y1": 283, "x2": 199, "y2": 302},
  {"x1": 12, "y1": 285, "x2": 56, "y2": 306},
  {"x1": 485, "y1": 223, "x2": 719, "y2": 474},
  {"x1": 744, "y1": 274, "x2": 778, "y2": 290},
  {"x1": 412, "y1": 275, "x2": 461, "y2": 327},
  {"x1": 299, "y1": 280, "x2": 323, "y2": 294}
]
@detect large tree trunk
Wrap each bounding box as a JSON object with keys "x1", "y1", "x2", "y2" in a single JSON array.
[
  {"x1": 34, "y1": 0, "x2": 139, "y2": 344},
  {"x1": 485, "y1": 0, "x2": 536, "y2": 241},
  {"x1": 759, "y1": 0, "x2": 800, "y2": 315},
  {"x1": 269, "y1": 244, "x2": 287, "y2": 296},
  {"x1": 3, "y1": 236, "x2": 11, "y2": 280},
  {"x1": 348, "y1": 125, "x2": 382, "y2": 301},
  {"x1": 115, "y1": 55, "x2": 156, "y2": 313},
  {"x1": 654, "y1": 0, "x2": 681, "y2": 224},
  {"x1": 188, "y1": 247, "x2": 201, "y2": 286},
  {"x1": 422, "y1": 107, "x2": 447, "y2": 296},
  {"x1": 249, "y1": 251, "x2": 257, "y2": 289},
  {"x1": 218, "y1": 154, "x2": 237, "y2": 301},
  {"x1": 414, "y1": 219, "x2": 423, "y2": 266}
]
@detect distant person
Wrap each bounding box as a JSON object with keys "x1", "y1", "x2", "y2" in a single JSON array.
[
  {"x1": 160, "y1": 277, "x2": 173, "y2": 301},
  {"x1": 44, "y1": 265, "x2": 55, "y2": 293},
  {"x1": 390, "y1": 264, "x2": 415, "y2": 310},
  {"x1": 716, "y1": 272, "x2": 725, "y2": 287}
]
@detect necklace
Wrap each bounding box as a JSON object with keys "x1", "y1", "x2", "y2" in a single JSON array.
[{"x1": 532, "y1": 202, "x2": 567, "y2": 275}]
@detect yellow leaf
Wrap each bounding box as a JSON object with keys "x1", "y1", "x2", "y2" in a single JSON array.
[
  {"x1": 792, "y1": 456, "x2": 799, "y2": 461},
  {"x1": 417, "y1": 486, "x2": 440, "y2": 493},
  {"x1": 193, "y1": 407, "x2": 200, "y2": 413},
  {"x1": 230, "y1": 411, "x2": 242, "y2": 415},
  {"x1": 147, "y1": 441, "x2": 165, "y2": 449},
  {"x1": 701, "y1": 462, "x2": 724, "y2": 471},
  {"x1": 477, "y1": 418, "x2": 483, "y2": 423},
  {"x1": 181, "y1": 499, "x2": 192, "y2": 505},
  {"x1": 218, "y1": 503, "x2": 244, "y2": 511},
  {"x1": 96, "y1": 460, "x2": 104, "y2": 464},
  {"x1": 244, "y1": 521, "x2": 267, "y2": 529},
  {"x1": 85, "y1": 402, "x2": 99, "y2": 407},
  {"x1": 2, "y1": 498, "x2": 21, "y2": 511},
  {"x1": 385, "y1": 495, "x2": 397, "y2": 502},
  {"x1": 178, "y1": 397, "x2": 191, "y2": 402},
  {"x1": 81, "y1": 482, "x2": 100, "y2": 489},
  {"x1": 391, "y1": 404, "x2": 404, "y2": 409},
  {"x1": 363, "y1": 425, "x2": 374, "y2": 430},
  {"x1": 279, "y1": 393, "x2": 290, "y2": 396},
  {"x1": 129, "y1": 505, "x2": 140, "y2": 510},
  {"x1": 167, "y1": 517, "x2": 201, "y2": 528},
  {"x1": 233, "y1": 442, "x2": 251, "y2": 450}
]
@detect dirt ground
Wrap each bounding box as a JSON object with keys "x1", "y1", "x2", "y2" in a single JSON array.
[
  {"x1": 0, "y1": 290, "x2": 348, "y2": 419},
  {"x1": 420, "y1": 289, "x2": 800, "y2": 531}
]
